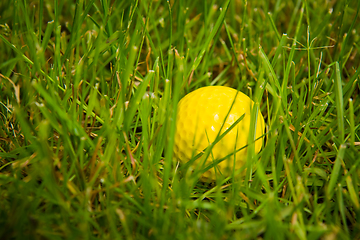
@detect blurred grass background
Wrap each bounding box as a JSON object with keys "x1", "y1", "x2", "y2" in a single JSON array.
[{"x1": 0, "y1": 0, "x2": 359, "y2": 239}]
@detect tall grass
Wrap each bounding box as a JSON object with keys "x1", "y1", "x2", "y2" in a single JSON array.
[{"x1": 0, "y1": 0, "x2": 359, "y2": 239}]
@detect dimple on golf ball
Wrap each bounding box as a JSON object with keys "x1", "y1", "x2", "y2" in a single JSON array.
[{"x1": 174, "y1": 86, "x2": 265, "y2": 180}]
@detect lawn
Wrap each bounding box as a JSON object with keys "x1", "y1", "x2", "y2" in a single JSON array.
[{"x1": 1, "y1": 0, "x2": 360, "y2": 239}]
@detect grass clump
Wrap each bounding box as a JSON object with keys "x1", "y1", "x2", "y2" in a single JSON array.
[{"x1": 0, "y1": 0, "x2": 360, "y2": 239}]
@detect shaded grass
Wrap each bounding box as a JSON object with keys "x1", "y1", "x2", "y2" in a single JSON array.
[{"x1": 1, "y1": 0, "x2": 360, "y2": 239}]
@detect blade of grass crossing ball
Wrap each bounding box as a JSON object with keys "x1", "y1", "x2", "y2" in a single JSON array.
[
  {"x1": 182, "y1": 91, "x2": 246, "y2": 180},
  {"x1": 198, "y1": 142, "x2": 248, "y2": 178},
  {"x1": 192, "y1": 114, "x2": 246, "y2": 180},
  {"x1": 326, "y1": 144, "x2": 346, "y2": 199},
  {"x1": 192, "y1": 90, "x2": 245, "y2": 176},
  {"x1": 335, "y1": 62, "x2": 345, "y2": 143},
  {"x1": 204, "y1": 130, "x2": 220, "y2": 179},
  {"x1": 187, "y1": 0, "x2": 230, "y2": 79}
]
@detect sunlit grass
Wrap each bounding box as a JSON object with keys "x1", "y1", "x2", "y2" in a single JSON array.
[{"x1": 0, "y1": 0, "x2": 359, "y2": 239}]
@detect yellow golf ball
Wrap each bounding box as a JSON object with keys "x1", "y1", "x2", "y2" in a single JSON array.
[{"x1": 174, "y1": 86, "x2": 265, "y2": 180}]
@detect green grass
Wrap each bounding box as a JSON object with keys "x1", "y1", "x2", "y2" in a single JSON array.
[{"x1": 1, "y1": 0, "x2": 360, "y2": 239}]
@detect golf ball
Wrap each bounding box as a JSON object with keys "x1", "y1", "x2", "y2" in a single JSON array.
[{"x1": 174, "y1": 86, "x2": 265, "y2": 180}]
